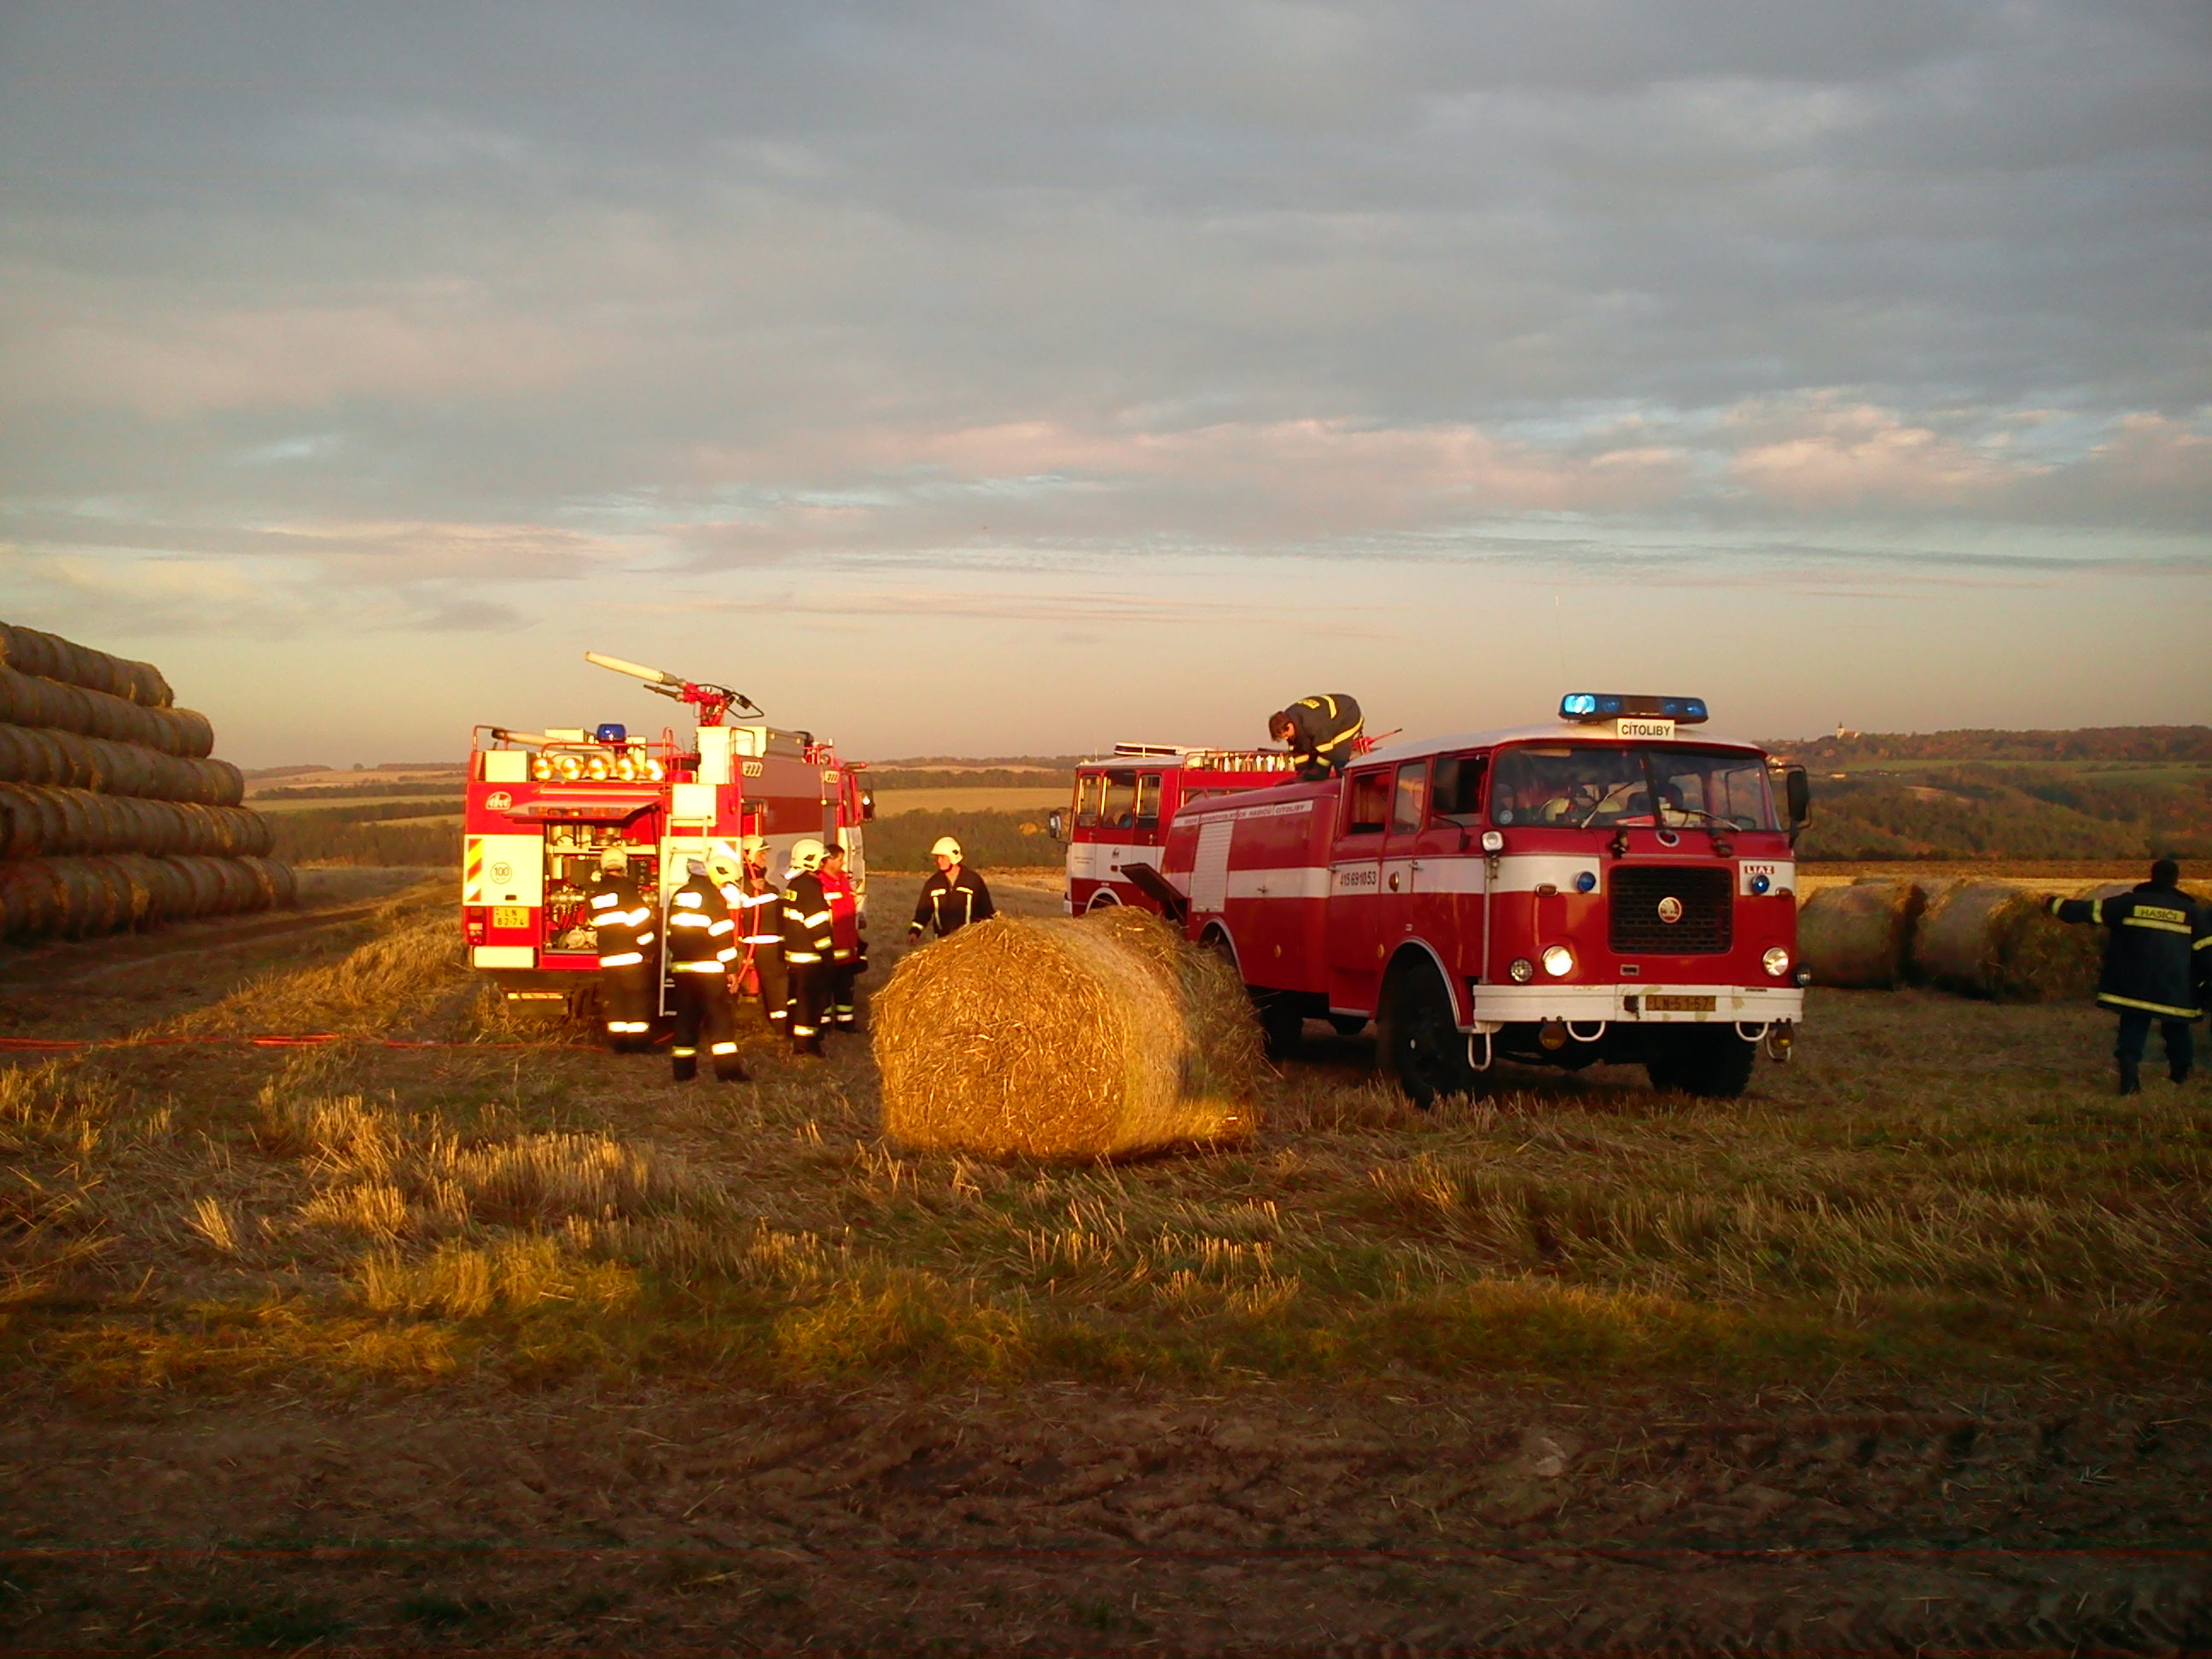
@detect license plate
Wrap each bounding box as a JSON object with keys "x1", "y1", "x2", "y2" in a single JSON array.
[
  {"x1": 492, "y1": 906, "x2": 530, "y2": 930},
  {"x1": 1645, "y1": 994, "x2": 1716, "y2": 1013}
]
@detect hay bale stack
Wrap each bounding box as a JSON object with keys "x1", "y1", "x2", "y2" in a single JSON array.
[
  {"x1": 1800, "y1": 881, "x2": 1924, "y2": 988},
  {"x1": 872, "y1": 910, "x2": 1262, "y2": 1161},
  {"x1": 0, "y1": 620, "x2": 288, "y2": 944},
  {"x1": 1908, "y1": 879, "x2": 2101, "y2": 1003}
]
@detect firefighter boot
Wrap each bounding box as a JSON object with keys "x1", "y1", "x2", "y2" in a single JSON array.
[
  {"x1": 672, "y1": 1050, "x2": 699, "y2": 1084},
  {"x1": 2174, "y1": 1059, "x2": 2193, "y2": 1086},
  {"x1": 709, "y1": 1043, "x2": 749, "y2": 1083},
  {"x1": 2117, "y1": 1058, "x2": 2141, "y2": 1096}
]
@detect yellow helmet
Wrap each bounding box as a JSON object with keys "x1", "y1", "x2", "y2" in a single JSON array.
[
  {"x1": 705, "y1": 851, "x2": 742, "y2": 887},
  {"x1": 789, "y1": 837, "x2": 828, "y2": 872}
]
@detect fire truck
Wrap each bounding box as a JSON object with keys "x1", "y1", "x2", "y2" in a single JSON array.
[
  {"x1": 1052, "y1": 743, "x2": 1304, "y2": 913},
  {"x1": 463, "y1": 652, "x2": 872, "y2": 1027},
  {"x1": 1152, "y1": 694, "x2": 1813, "y2": 1102}
]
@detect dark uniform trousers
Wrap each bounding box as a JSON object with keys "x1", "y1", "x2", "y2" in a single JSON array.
[
  {"x1": 586, "y1": 876, "x2": 658, "y2": 1047},
  {"x1": 783, "y1": 871, "x2": 836, "y2": 1055},
  {"x1": 1281, "y1": 692, "x2": 1364, "y2": 782},
  {"x1": 666, "y1": 874, "x2": 747, "y2": 1083},
  {"x1": 732, "y1": 885, "x2": 788, "y2": 1031},
  {"x1": 2050, "y1": 881, "x2": 2209, "y2": 1089}
]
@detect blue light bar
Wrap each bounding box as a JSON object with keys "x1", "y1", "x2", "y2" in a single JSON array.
[
  {"x1": 595, "y1": 723, "x2": 628, "y2": 742},
  {"x1": 1558, "y1": 693, "x2": 1709, "y2": 725}
]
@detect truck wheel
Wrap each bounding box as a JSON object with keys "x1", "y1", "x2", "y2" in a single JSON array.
[
  {"x1": 1380, "y1": 959, "x2": 1476, "y2": 1107},
  {"x1": 1645, "y1": 1028, "x2": 1758, "y2": 1098},
  {"x1": 1257, "y1": 992, "x2": 1304, "y2": 1059},
  {"x1": 1086, "y1": 889, "x2": 1121, "y2": 912}
]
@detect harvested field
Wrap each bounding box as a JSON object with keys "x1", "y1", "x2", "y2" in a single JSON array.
[{"x1": 0, "y1": 873, "x2": 2207, "y2": 1655}]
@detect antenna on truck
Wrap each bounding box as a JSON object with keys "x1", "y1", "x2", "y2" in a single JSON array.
[{"x1": 585, "y1": 651, "x2": 761, "y2": 726}]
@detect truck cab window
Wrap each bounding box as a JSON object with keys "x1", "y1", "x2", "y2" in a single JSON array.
[
  {"x1": 1491, "y1": 746, "x2": 1647, "y2": 828},
  {"x1": 1134, "y1": 771, "x2": 1161, "y2": 830},
  {"x1": 1651, "y1": 752, "x2": 1779, "y2": 830},
  {"x1": 1101, "y1": 768, "x2": 1138, "y2": 830},
  {"x1": 1390, "y1": 763, "x2": 1426, "y2": 835},
  {"x1": 1074, "y1": 773, "x2": 1104, "y2": 829},
  {"x1": 1344, "y1": 770, "x2": 1389, "y2": 836},
  {"x1": 1430, "y1": 753, "x2": 1487, "y2": 820}
]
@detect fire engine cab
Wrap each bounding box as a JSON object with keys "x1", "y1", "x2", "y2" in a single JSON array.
[
  {"x1": 463, "y1": 651, "x2": 872, "y2": 1027},
  {"x1": 1156, "y1": 694, "x2": 1813, "y2": 1102},
  {"x1": 1053, "y1": 743, "x2": 1302, "y2": 913}
]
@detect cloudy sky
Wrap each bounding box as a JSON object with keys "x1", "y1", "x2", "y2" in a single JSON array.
[{"x1": 1, "y1": 1, "x2": 2206, "y2": 765}]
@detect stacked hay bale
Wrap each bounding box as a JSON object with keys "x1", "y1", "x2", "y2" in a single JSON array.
[
  {"x1": 0, "y1": 622, "x2": 292, "y2": 941},
  {"x1": 1907, "y1": 879, "x2": 2103, "y2": 1003},
  {"x1": 1798, "y1": 879, "x2": 1926, "y2": 988},
  {"x1": 872, "y1": 906, "x2": 1263, "y2": 1161}
]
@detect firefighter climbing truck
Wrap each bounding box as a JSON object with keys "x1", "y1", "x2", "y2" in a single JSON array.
[
  {"x1": 463, "y1": 651, "x2": 872, "y2": 1022},
  {"x1": 1054, "y1": 742, "x2": 1307, "y2": 912},
  {"x1": 1155, "y1": 694, "x2": 1813, "y2": 1101}
]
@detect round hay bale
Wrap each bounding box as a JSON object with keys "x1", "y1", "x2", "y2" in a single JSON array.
[
  {"x1": 1077, "y1": 905, "x2": 1266, "y2": 1102},
  {"x1": 1910, "y1": 881, "x2": 2021, "y2": 996},
  {"x1": 1908, "y1": 879, "x2": 2098, "y2": 1002},
  {"x1": 872, "y1": 913, "x2": 1260, "y2": 1161},
  {"x1": 1800, "y1": 881, "x2": 1923, "y2": 988}
]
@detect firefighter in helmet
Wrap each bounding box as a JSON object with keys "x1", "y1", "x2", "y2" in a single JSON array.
[
  {"x1": 909, "y1": 835, "x2": 995, "y2": 941},
  {"x1": 585, "y1": 845, "x2": 657, "y2": 1051},
  {"x1": 729, "y1": 835, "x2": 789, "y2": 1035},
  {"x1": 781, "y1": 838, "x2": 836, "y2": 1057},
  {"x1": 1268, "y1": 693, "x2": 1364, "y2": 781},
  {"x1": 2045, "y1": 858, "x2": 2209, "y2": 1093},
  {"x1": 818, "y1": 837, "x2": 865, "y2": 1032},
  {"x1": 665, "y1": 854, "x2": 748, "y2": 1083}
]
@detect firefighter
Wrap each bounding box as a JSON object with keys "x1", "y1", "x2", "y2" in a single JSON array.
[
  {"x1": 2045, "y1": 858, "x2": 2209, "y2": 1093},
  {"x1": 665, "y1": 855, "x2": 748, "y2": 1083},
  {"x1": 782, "y1": 837, "x2": 836, "y2": 1057},
  {"x1": 1268, "y1": 692, "x2": 1364, "y2": 781},
  {"x1": 585, "y1": 846, "x2": 657, "y2": 1051},
  {"x1": 908, "y1": 835, "x2": 995, "y2": 941},
  {"x1": 729, "y1": 835, "x2": 789, "y2": 1036},
  {"x1": 819, "y1": 839, "x2": 864, "y2": 1032}
]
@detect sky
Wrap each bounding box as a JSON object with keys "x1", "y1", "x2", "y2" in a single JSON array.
[{"x1": 0, "y1": 1, "x2": 2207, "y2": 766}]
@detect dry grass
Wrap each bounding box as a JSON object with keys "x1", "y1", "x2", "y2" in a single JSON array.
[{"x1": 2, "y1": 891, "x2": 2207, "y2": 1397}]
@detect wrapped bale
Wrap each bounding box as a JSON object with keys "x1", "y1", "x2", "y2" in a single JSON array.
[
  {"x1": 0, "y1": 622, "x2": 172, "y2": 707},
  {"x1": 1910, "y1": 879, "x2": 2102, "y2": 1003},
  {"x1": 1800, "y1": 881, "x2": 1924, "y2": 988},
  {"x1": 873, "y1": 911, "x2": 1262, "y2": 1161}
]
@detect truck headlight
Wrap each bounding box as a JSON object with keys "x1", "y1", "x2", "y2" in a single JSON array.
[
  {"x1": 1540, "y1": 945, "x2": 1575, "y2": 978},
  {"x1": 1762, "y1": 946, "x2": 1791, "y2": 979},
  {"x1": 1509, "y1": 958, "x2": 1534, "y2": 983}
]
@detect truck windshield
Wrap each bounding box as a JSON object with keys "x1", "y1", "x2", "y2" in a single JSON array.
[{"x1": 1491, "y1": 746, "x2": 1778, "y2": 830}]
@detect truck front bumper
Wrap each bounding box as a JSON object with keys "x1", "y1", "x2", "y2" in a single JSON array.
[{"x1": 1463, "y1": 982, "x2": 1803, "y2": 1030}]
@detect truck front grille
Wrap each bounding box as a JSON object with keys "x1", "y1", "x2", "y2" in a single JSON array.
[{"x1": 1609, "y1": 865, "x2": 1732, "y2": 955}]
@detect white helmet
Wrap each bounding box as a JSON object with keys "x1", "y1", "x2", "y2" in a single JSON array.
[
  {"x1": 705, "y1": 848, "x2": 742, "y2": 887},
  {"x1": 789, "y1": 836, "x2": 828, "y2": 872},
  {"x1": 739, "y1": 835, "x2": 770, "y2": 860},
  {"x1": 598, "y1": 845, "x2": 628, "y2": 870},
  {"x1": 930, "y1": 835, "x2": 963, "y2": 861}
]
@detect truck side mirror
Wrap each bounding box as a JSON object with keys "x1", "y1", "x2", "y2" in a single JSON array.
[
  {"x1": 1784, "y1": 766, "x2": 1810, "y2": 826},
  {"x1": 1047, "y1": 810, "x2": 1065, "y2": 841},
  {"x1": 860, "y1": 789, "x2": 876, "y2": 823}
]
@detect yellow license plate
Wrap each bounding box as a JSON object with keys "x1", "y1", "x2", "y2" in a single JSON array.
[
  {"x1": 1645, "y1": 994, "x2": 1716, "y2": 1012},
  {"x1": 492, "y1": 906, "x2": 530, "y2": 930}
]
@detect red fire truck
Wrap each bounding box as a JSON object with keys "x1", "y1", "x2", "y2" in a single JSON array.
[
  {"x1": 1155, "y1": 694, "x2": 1812, "y2": 1101},
  {"x1": 1052, "y1": 743, "x2": 1302, "y2": 913},
  {"x1": 463, "y1": 652, "x2": 872, "y2": 1025}
]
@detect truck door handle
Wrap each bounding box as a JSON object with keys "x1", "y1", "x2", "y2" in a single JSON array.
[{"x1": 1388, "y1": 871, "x2": 1400, "y2": 892}]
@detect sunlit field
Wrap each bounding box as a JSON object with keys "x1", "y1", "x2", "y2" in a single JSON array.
[{"x1": 3, "y1": 875, "x2": 2206, "y2": 1655}]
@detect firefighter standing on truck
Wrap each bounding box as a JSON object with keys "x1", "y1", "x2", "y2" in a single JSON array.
[
  {"x1": 781, "y1": 838, "x2": 836, "y2": 1057},
  {"x1": 819, "y1": 838, "x2": 864, "y2": 1032},
  {"x1": 1269, "y1": 693, "x2": 1364, "y2": 781},
  {"x1": 909, "y1": 835, "x2": 994, "y2": 941},
  {"x1": 2046, "y1": 858, "x2": 2209, "y2": 1093},
  {"x1": 729, "y1": 836, "x2": 789, "y2": 1035},
  {"x1": 665, "y1": 855, "x2": 748, "y2": 1083},
  {"x1": 585, "y1": 847, "x2": 657, "y2": 1051}
]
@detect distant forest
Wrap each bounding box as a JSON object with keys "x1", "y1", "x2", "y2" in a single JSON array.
[{"x1": 1775, "y1": 725, "x2": 2212, "y2": 765}]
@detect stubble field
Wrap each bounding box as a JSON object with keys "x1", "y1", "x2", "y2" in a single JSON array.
[{"x1": 0, "y1": 872, "x2": 2206, "y2": 1656}]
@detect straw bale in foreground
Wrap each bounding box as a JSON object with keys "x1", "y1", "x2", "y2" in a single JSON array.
[
  {"x1": 1910, "y1": 879, "x2": 2101, "y2": 1003},
  {"x1": 872, "y1": 911, "x2": 1261, "y2": 1161},
  {"x1": 1801, "y1": 881, "x2": 1923, "y2": 988}
]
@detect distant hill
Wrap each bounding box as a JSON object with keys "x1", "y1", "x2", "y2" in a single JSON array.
[{"x1": 1773, "y1": 725, "x2": 2212, "y2": 765}]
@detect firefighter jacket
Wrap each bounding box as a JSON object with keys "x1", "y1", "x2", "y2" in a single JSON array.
[
  {"x1": 728, "y1": 872, "x2": 784, "y2": 952},
  {"x1": 911, "y1": 866, "x2": 994, "y2": 938},
  {"x1": 586, "y1": 872, "x2": 655, "y2": 970},
  {"x1": 782, "y1": 870, "x2": 836, "y2": 965},
  {"x1": 665, "y1": 871, "x2": 737, "y2": 974},
  {"x1": 2047, "y1": 881, "x2": 2210, "y2": 1020},
  {"x1": 820, "y1": 870, "x2": 861, "y2": 963},
  {"x1": 1279, "y1": 693, "x2": 1363, "y2": 774}
]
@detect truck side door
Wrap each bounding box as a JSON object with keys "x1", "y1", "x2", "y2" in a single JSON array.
[
  {"x1": 1325, "y1": 767, "x2": 1391, "y2": 1009},
  {"x1": 1378, "y1": 760, "x2": 1428, "y2": 949}
]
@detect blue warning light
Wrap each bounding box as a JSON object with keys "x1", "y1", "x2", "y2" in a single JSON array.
[
  {"x1": 595, "y1": 723, "x2": 627, "y2": 743},
  {"x1": 1558, "y1": 693, "x2": 1709, "y2": 725}
]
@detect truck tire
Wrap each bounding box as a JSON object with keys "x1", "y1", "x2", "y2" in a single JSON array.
[
  {"x1": 1645, "y1": 1028, "x2": 1758, "y2": 1098},
  {"x1": 1379, "y1": 958, "x2": 1476, "y2": 1107}
]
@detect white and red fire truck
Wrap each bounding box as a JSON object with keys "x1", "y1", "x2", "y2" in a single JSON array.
[
  {"x1": 463, "y1": 652, "x2": 872, "y2": 1022},
  {"x1": 1148, "y1": 694, "x2": 1813, "y2": 1101},
  {"x1": 1053, "y1": 743, "x2": 1305, "y2": 912}
]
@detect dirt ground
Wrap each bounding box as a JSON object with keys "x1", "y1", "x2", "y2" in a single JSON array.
[{"x1": 1, "y1": 870, "x2": 2208, "y2": 1656}]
